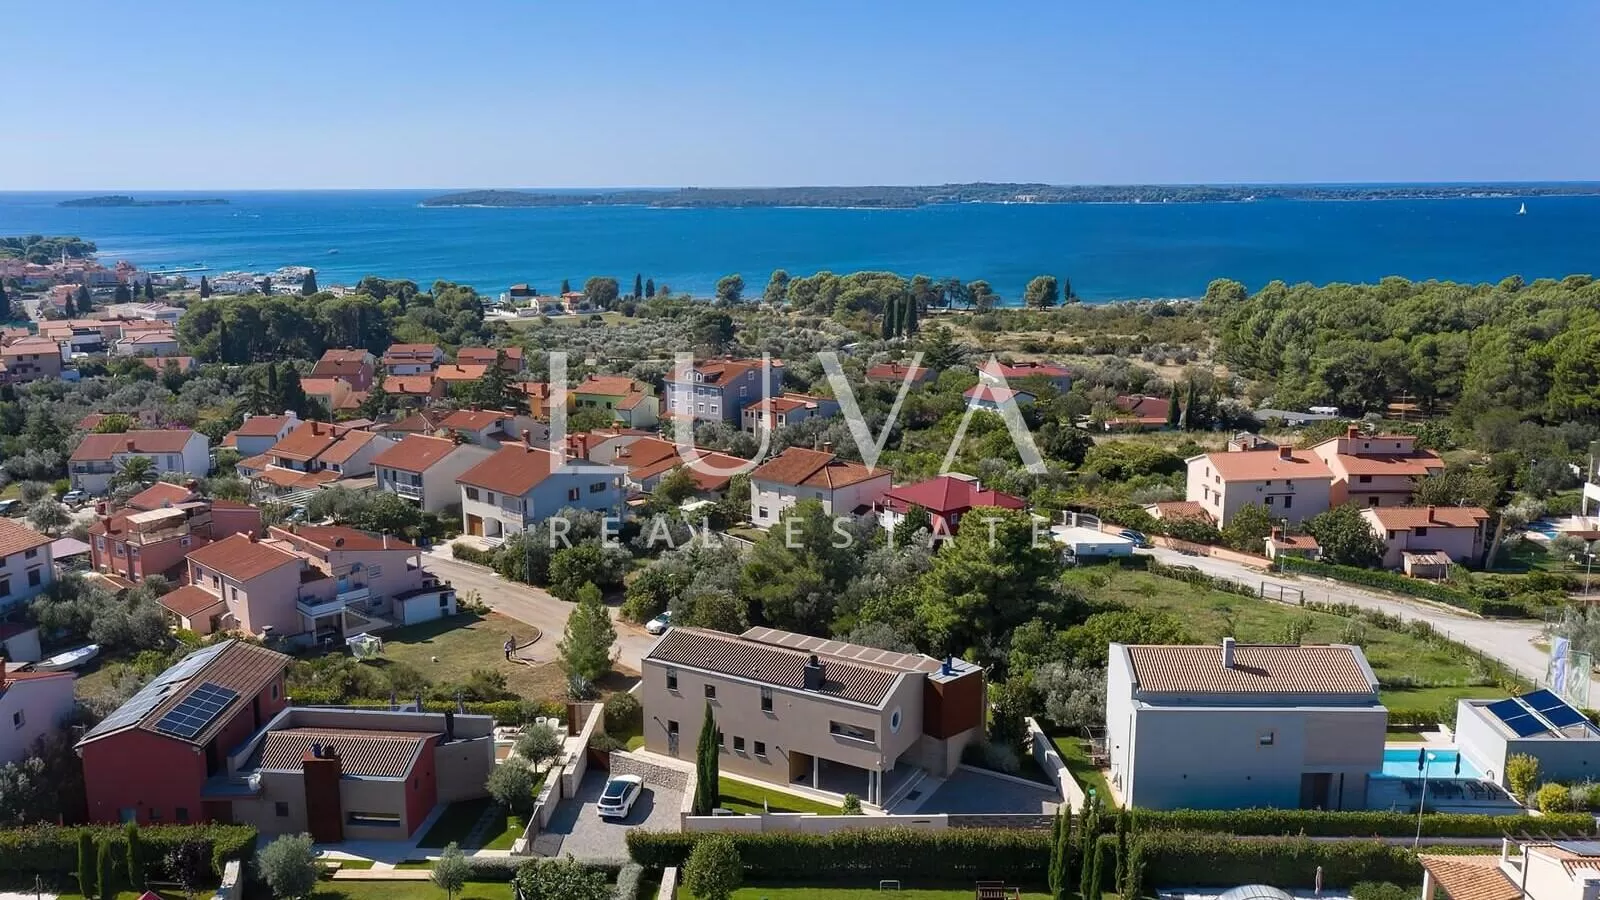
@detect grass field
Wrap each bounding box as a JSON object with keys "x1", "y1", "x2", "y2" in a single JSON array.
[
  {"x1": 1062, "y1": 568, "x2": 1503, "y2": 710},
  {"x1": 366, "y1": 611, "x2": 566, "y2": 703},
  {"x1": 720, "y1": 778, "x2": 843, "y2": 815}
]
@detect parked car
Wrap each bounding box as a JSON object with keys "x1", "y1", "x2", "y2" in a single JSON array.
[
  {"x1": 1118, "y1": 529, "x2": 1151, "y2": 548},
  {"x1": 62, "y1": 490, "x2": 88, "y2": 507},
  {"x1": 0, "y1": 499, "x2": 20, "y2": 516},
  {"x1": 597, "y1": 774, "x2": 644, "y2": 819},
  {"x1": 645, "y1": 610, "x2": 673, "y2": 635}
]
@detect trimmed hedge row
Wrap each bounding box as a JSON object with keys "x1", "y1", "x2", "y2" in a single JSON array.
[
  {"x1": 1133, "y1": 808, "x2": 1596, "y2": 838},
  {"x1": 451, "y1": 542, "x2": 497, "y2": 566},
  {"x1": 0, "y1": 824, "x2": 257, "y2": 879},
  {"x1": 1277, "y1": 556, "x2": 1525, "y2": 617},
  {"x1": 626, "y1": 828, "x2": 1051, "y2": 882},
  {"x1": 1126, "y1": 831, "x2": 1420, "y2": 888}
]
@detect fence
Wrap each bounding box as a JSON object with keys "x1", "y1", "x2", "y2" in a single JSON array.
[
  {"x1": 1026, "y1": 716, "x2": 1086, "y2": 811},
  {"x1": 682, "y1": 812, "x2": 952, "y2": 834}
]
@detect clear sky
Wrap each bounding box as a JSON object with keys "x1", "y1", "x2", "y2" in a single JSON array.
[{"x1": 6, "y1": 0, "x2": 1598, "y2": 189}]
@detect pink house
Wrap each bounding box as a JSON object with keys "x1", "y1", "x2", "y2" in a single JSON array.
[
  {"x1": 0, "y1": 670, "x2": 76, "y2": 765},
  {"x1": 1310, "y1": 427, "x2": 1445, "y2": 508},
  {"x1": 89, "y1": 482, "x2": 262, "y2": 583},
  {"x1": 1361, "y1": 505, "x2": 1490, "y2": 572}
]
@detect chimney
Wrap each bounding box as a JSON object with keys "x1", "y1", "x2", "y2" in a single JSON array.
[
  {"x1": 1222, "y1": 637, "x2": 1236, "y2": 669},
  {"x1": 1270, "y1": 526, "x2": 1283, "y2": 541},
  {"x1": 247, "y1": 533, "x2": 258, "y2": 543},
  {"x1": 1277, "y1": 445, "x2": 1292, "y2": 460},
  {"x1": 444, "y1": 709, "x2": 456, "y2": 742},
  {"x1": 803, "y1": 654, "x2": 825, "y2": 690},
  {"x1": 185, "y1": 479, "x2": 199, "y2": 490},
  {"x1": 1346, "y1": 425, "x2": 1360, "y2": 439},
  {"x1": 1427, "y1": 505, "x2": 1437, "y2": 523},
  {"x1": 941, "y1": 655, "x2": 954, "y2": 677},
  {"x1": 470, "y1": 404, "x2": 479, "y2": 412},
  {"x1": 312, "y1": 421, "x2": 322, "y2": 435},
  {"x1": 311, "y1": 742, "x2": 323, "y2": 758},
  {"x1": 822, "y1": 441, "x2": 834, "y2": 454},
  {"x1": 125, "y1": 439, "x2": 135, "y2": 451}
]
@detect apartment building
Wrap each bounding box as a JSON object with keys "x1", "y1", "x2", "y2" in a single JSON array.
[
  {"x1": 662, "y1": 357, "x2": 784, "y2": 425},
  {"x1": 439, "y1": 408, "x2": 513, "y2": 446},
  {"x1": 457, "y1": 438, "x2": 624, "y2": 539},
  {"x1": 89, "y1": 482, "x2": 261, "y2": 582},
  {"x1": 69, "y1": 430, "x2": 211, "y2": 495},
  {"x1": 749, "y1": 447, "x2": 892, "y2": 529},
  {"x1": 1309, "y1": 426, "x2": 1445, "y2": 508},
  {"x1": 0, "y1": 337, "x2": 63, "y2": 384},
  {"x1": 1184, "y1": 444, "x2": 1335, "y2": 527},
  {"x1": 310, "y1": 348, "x2": 376, "y2": 389},
  {"x1": 372, "y1": 435, "x2": 495, "y2": 513},
  {"x1": 112, "y1": 331, "x2": 181, "y2": 358},
  {"x1": 641, "y1": 626, "x2": 985, "y2": 806},
  {"x1": 741, "y1": 393, "x2": 840, "y2": 436},
  {"x1": 0, "y1": 519, "x2": 54, "y2": 615},
  {"x1": 1107, "y1": 640, "x2": 1386, "y2": 810}
]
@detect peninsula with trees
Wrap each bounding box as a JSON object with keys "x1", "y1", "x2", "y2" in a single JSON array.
[
  {"x1": 421, "y1": 182, "x2": 1600, "y2": 209},
  {"x1": 57, "y1": 195, "x2": 229, "y2": 208}
]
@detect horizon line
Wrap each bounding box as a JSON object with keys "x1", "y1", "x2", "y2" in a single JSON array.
[{"x1": 5, "y1": 179, "x2": 1600, "y2": 193}]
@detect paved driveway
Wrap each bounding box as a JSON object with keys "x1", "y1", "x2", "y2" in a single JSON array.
[
  {"x1": 532, "y1": 771, "x2": 681, "y2": 860},
  {"x1": 915, "y1": 768, "x2": 1058, "y2": 814}
]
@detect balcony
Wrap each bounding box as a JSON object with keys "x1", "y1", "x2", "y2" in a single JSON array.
[
  {"x1": 337, "y1": 585, "x2": 371, "y2": 605},
  {"x1": 392, "y1": 482, "x2": 423, "y2": 500},
  {"x1": 296, "y1": 596, "x2": 349, "y2": 618}
]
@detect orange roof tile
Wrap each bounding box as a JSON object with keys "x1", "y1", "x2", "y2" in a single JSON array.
[
  {"x1": 441, "y1": 409, "x2": 508, "y2": 432},
  {"x1": 1416, "y1": 855, "x2": 1519, "y2": 900},
  {"x1": 158, "y1": 585, "x2": 226, "y2": 619},
  {"x1": 387, "y1": 375, "x2": 436, "y2": 395},
  {"x1": 0, "y1": 519, "x2": 51, "y2": 558},
  {"x1": 1364, "y1": 506, "x2": 1489, "y2": 530},
  {"x1": 236, "y1": 415, "x2": 296, "y2": 437},
  {"x1": 316, "y1": 429, "x2": 381, "y2": 465},
  {"x1": 1332, "y1": 452, "x2": 1446, "y2": 478},
  {"x1": 267, "y1": 422, "x2": 347, "y2": 462},
  {"x1": 457, "y1": 443, "x2": 572, "y2": 496},
  {"x1": 1125, "y1": 644, "x2": 1376, "y2": 696},
  {"x1": 1200, "y1": 449, "x2": 1333, "y2": 482},
  {"x1": 866, "y1": 362, "x2": 931, "y2": 381},
  {"x1": 435, "y1": 364, "x2": 488, "y2": 382},
  {"x1": 751, "y1": 447, "x2": 887, "y2": 490},
  {"x1": 577, "y1": 375, "x2": 640, "y2": 397},
  {"x1": 371, "y1": 435, "x2": 461, "y2": 472},
  {"x1": 186, "y1": 533, "x2": 301, "y2": 582},
  {"x1": 71, "y1": 430, "x2": 196, "y2": 462},
  {"x1": 127, "y1": 482, "x2": 197, "y2": 510}
]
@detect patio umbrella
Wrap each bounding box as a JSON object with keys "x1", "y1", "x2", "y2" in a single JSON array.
[
  {"x1": 1455, "y1": 753, "x2": 1462, "y2": 777},
  {"x1": 1418, "y1": 748, "x2": 1426, "y2": 772}
]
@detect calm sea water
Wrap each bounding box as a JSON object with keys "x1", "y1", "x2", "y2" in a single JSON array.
[{"x1": 1, "y1": 189, "x2": 1596, "y2": 302}]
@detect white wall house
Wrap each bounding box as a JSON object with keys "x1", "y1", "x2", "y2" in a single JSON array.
[
  {"x1": 69, "y1": 430, "x2": 211, "y2": 495},
  {"x1": 457, "y1": 442, "x2": 624, "y2": 540},
  {"x1": 0, "y1": 520, "x2": 54, "y2": 615},
  {"x1": 1185, "y1": 445, "x2": 1335, "y2": 527},
  {"x1": 748, "y1": 447, "x2": 893, "y2": 529},
  {"x1": 371, "y1": 436, "x2": 494, "y2": 514},
  {"x1": 1107, "y1": 640, "x2": 1386, "y2": 810},
  {"x1": 0, "y1": 671, "x2": 76, "y2": 765}
]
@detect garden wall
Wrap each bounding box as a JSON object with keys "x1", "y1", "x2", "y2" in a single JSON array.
[
  {"x1": 682, "y1": 812, "x2": 950, "y2": 834},
  {"x1": 1026, "y1": 716, "x2": 1086, "y2": 811},
  {"x1": 563, "y1": 702, "x2": 604, "y2": 796},
  {"x1": 210, "y1": 860, "x2": 243, "y2": 900},
  {"x1": 610, "y1": 750, "x2": 696, "y2": 792}
]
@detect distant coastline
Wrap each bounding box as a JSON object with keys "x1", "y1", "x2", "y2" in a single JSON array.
[
  {"x1": 58, "y1": 195, "x2": 229, "y2": 208},
  {"x1": 420, "y1": 182, "x2": 1600, "y2": 210}
]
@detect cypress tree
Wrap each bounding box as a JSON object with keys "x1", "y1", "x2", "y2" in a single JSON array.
[
  {"x1": 560, "y1": 278, "x2": 571, "y2": 295},
  {"x1": 693, "y1": 701, "x2": 720, "y2": 815},
  {"x1": 1078, "y1": 798, "x2": 1100, "y2": 900},
  {"x1": 199, "y1": 275, "x2": 211, "y2": 298},
  {"x1": 633, "y1": 273, "x2": 643, "y2": 300},
  {"x1": 904, "y1": 293, "x2": 919, "y2": 335},
  {"x1": 301, "y1": 269, "x2": 318, "y2": 295},
  {"x1": 63, "y1": 293, "x2": 76, "y2": 318},
  {"x1": 1166, "y1": 381, "x2": 1181, "y2": 427},
  {"x1": 644, "y1": 278, "x2": 655, "y2": 299},
  {"x1": 114, "y1": 283, "x2": 132, "y2": 304},
  {"x1": 881, "y1": 297, "x2": 897, "y2": 340},
  {"x1": 0, "y1": 280, "x2": 8, "y2": 308},
  {"x1": 1047, "y1": 806, "x2": 1071, "y2": 900},
  {"x1": 96, "y1": 840, "x2": 116, "y2": 900},
  {"x1": 1113, "y1": 809, "x2": 1128, "y2": 893},
  {"x1": 76, "y1": 284, "x2": 92, "y2": 312},
  {"x1": 1088, "y1": 839, "x2": 1105, "y2": 900},
  {"x1": 261, "y1": 276, "x2": 272, "y2": 295},
  {"x1": 1181, "y1": 379, "x2": 1199, "y2": 429},
  {"x1": 266, "y1": 363, "x2": 280, "y2": 407},
  {"x1": 143, "y1": 279, "x2": 155, "y2": 301},
  {"x1": 76, "y1": 831, "x2": 95, "y2": 898},
  {"x1": 125, "y1": 822, "x2": 144, "y2": 890}
]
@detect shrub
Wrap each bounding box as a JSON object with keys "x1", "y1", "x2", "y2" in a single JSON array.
[
  {"x1": 1277, "y1": 556, "x2": 1528, "y2": 617},
  {"x1": 257, "y1": 833, "x2": 318, "y2": 900},
  {"x1": 603, "y1": 691, "x2": 642, "y2": 736},
  {"x1": 432, "y1": 843, "x2": 470, "y2": 900},
  {"x1": 684, "y1": 835, "x2": 743, "y2": 900},
  {"x1": 0, "y1": 824, "x2": 257, "y2": 880},
  {"x1": 1125, "y1": 831, "x2": 1419, "y2": 888},
  {"x1": 1130, "y1": 807, "x2": 1595, "y2": 838},
  {"x1": 840, "y1": 794, "x2": 863, "y2": 815},
  {"x1": 451, "y1": 542, "x2": 496, "y2": 566},
  {"x1": 487, "y1": 758, "x2": 540, "y2": 816},
  {"x1": 1351, "y1": 883, "x2": 1415, "y2": 900},
  {"x1": 1507, "y1": 754, "x2": 1541, "y2": 803},
  {"x1": 1539, "y1": 783, "x2": 1575, "y2": 813},
  {"x1": 513, "y1": 855, "x2": 612, "y2": 900},
  {"x1": 628, "y1": 828, "x2": 1052, "y2": 881}
]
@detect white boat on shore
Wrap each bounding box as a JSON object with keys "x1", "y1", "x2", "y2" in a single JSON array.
[{"x1": 35, "y1": 644, "x2": 99, "y2": 672}]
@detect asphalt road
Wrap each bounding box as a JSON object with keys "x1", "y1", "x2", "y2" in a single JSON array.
[
  {"x1": 424, "y1": 551, "x2": 656, "y2": 674},
  {"x1": 1141, "y1": 546, "x2": 1559, "y2": 687}
]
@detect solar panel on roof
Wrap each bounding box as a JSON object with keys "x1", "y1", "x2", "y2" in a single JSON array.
[
  {"x1": 1544, "y1": 705, "x2": 1591, "y2": 729},
  {"x1": 1556, "y1": 841, "x2": 1600, "y2": 856},
  {"x1": 153, "y1": 682, "x2": 239, "y2": 740},
  {"x1": 1486, "y1": 697, "x2": 1550, "y2": 738},
  {"x1": 1524, "y1": 689, "x2": 1567, "y2": 712}
]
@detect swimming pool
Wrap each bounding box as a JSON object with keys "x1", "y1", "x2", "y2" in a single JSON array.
[{"x1": 1377, "y1": 748, "x2": 1483, "y2": 779}]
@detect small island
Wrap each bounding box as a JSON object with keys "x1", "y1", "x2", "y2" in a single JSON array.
[
  {"x1": 58, "y1": 195, "x2": 229, "y2": 208},
  {"x1": 421, "y1": 182, "x2": 1600, "y2": 209}
]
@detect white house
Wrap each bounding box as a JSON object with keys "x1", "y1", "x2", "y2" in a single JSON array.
[
  {"x1": 457, "y1": 439, "x2": 624, "y2": 540},
  {"x1": 748, "y1": 447, "x2": 892, "y2": 529},
  {"x1": 371, "y1": 435, "x2": 494, "y2": 514},
  {"x1": 1184, "y1": 445, "x2": 1335, "y2": 527},
  {"x1": 69, "y1": 430, "x2": 211, "y2": 495},
  {"x1": 0, "y1": 520, "x2": 54, "y2": 615},
  {"x1": 0, "y1": 670, "x2": 75, "y2": 765},
  {"x1": 223, "y1": 412, "x2": 302, "y2": 458},
  {"x1": 112, "y1": 331, "x2": 181, "y2": 357},
  {"x1": 741, "y1": 393, "x2": 840, "y2": 436},
  {"x1": 1107, "y1": 639, "x2": 1386, "y2": 810},
  {"x1": 963, "y1": 384, "x2": 1035, "y2": 412}
]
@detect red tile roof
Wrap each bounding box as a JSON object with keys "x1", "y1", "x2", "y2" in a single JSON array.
[
  {"x1": 158, "y1": 585, "x2": 226, "y2": 619},
  {"x1": 316, "y1": 429, "x2": 381, "y2": 465},
  {"x1": 435, "y1": 364, "x2": 488, "y2": 382},
  {"x1": 237, "y1": 415, "x2": 296, "y2": 437},
  {"x1": 71, "y1": 430, "x2": 196, "y2": 462},
  {"x1": 457, "y1": 443, "x2": 570, "y2": 496},
  {"x1": 1364, "y1": 506, "x2": 1489, "y2": 530},
  {"x1": 577, "y1": 375, "x2": 640, "y2": 397},
  {"x1": 1125, "y1": 644, "x2": 1376, "y2": 696},
  {"x1": 0, "y1": 519, "x2": 51, "y2": 558},
  {"x1": 673, "y1": 357, "x2": 778, "y2": 385},
  {"x1": 1331, "y1": 452, "x2": 1446, "y2": 478},
  {"x1": 269, "y1": 524, "x2": 416, "y2": 553},
  {"x1": 371, "y1": 434, "x2": 461, "y2": 472},
  {"x1": 882, "y1": 475, "x2": 1025, "y2": 516},
  {"x1": 441, "y1": 409, "x2": 508, "y2": 432},
  {"x1": 311, "y1": 349, "x2": 373, "y2": 379},
  {"x1": 1200, "y1": 449, "x2": 1333, "y2": 482},
  {"x1": 1112, "y1": 394, "x2": 1169, "y2": 422},
  {"x1": 866, "y1": 362, "x2": 931, "y2": 381},
  {"x1": 187, "y1": 533, "x2": 301, "y2": 582},
  {"x1": 750, "y1": 447, "x2": 887, "y2": 490},
  {"x1": 980, "y1": 360, "x2": 1072, "y2": 381},
  {"x1": 79, "y1": 639, "x2": 290, "y2": 747},
  {"x1": 387, "y1": 375, "x2": 437, "y2": 395},
  {"x1": 268, "y1": 421, "x2": 349, "y2": 462},
  {"x1": 457, "y1": 346, "x2": 523, "y2": 365},
  {"x1": 127, "y1": 482, "x2": 197, "y2": 510},
  {"x1": 1147, "y1": 500, "x2": 1212, "y2": 521},
  {"x1": 385, "y1": 343, "x2": 439, "y2": 356}
]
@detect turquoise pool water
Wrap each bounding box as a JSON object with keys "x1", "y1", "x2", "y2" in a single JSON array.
[{"x1": 1377, "y1": 748, "x2": 1482, "y2": 779}]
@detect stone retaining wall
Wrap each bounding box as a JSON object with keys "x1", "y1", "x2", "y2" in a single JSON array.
[{"x1": 610, "y1": 751, "x2": 694, "y2": 791}]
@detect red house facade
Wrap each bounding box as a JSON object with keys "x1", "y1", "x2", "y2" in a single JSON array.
[{"x1": 875, "y1": 473, "x2": 1026, "y2": 540}]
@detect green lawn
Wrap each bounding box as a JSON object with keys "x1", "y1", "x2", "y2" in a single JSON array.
[
  {"x1": 393, "y1": 860, "x2": 434, "y2": 870},
  {"x1": 1051, "y1": 735, "x2": 1114, "y2": 807},
  {"x1": 344, "y1": 611, "x2": 567, "y2": 705},
  {"x1": 709, "y1": 885, "x2": 1050, "y2": 899},
  {"x1": 416, "y1": 796, "x2": 493, "y2": 848},
  {"x1": 332, "y1": 859, "x2": 375, "y2": 870},
  {"x1": 1385, "y1": 727, "x2": 1428, "y2": 743},
  {"x1": 482, "y1": 810, "x2": 529, "y2": 850},
  {"x1": 311, "y1": 883, "x2": 512, "y2": 900},
  {"x1": 719, "y1": 778, "x2": 843, "y2": 815}
]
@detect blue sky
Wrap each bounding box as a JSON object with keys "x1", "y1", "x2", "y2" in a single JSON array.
[{"x1": 6, "y1": 0, "x2": 1597, "y2": 189}]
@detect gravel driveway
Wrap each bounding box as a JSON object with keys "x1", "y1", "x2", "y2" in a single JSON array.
[{"x1": 532, "y1": 770, "x2": 681, "y2": 860}]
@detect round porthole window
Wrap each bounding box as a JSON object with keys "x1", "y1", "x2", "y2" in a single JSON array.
[{"x1": 890, "y1": 707, "x2": 903, "y2": 734}]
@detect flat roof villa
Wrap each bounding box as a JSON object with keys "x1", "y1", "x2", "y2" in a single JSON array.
[
  {"x1": 640, "y1": 626, "x2": 985, "y2": 808},
  {"x1": 1107, "y1": 639, "x2": 1386, "y2": 810},
  {"x1": 1455, "y1": 689, "x2": 1600, "y2": 789}
]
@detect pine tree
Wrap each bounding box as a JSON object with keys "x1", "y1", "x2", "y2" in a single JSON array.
[
  {"x1": 1166, "y1": 381, "x2": 1181, "y2": 427},
  {"x1": 693, "y1": 701, "x2": 720, "y2": 815},
  {"x1": 301, "y1": 269, "x2": 318, "y2": 295},
  {"x1": 198, "y1": 275, "x2": 211, "y2": 299},
  {"x1": 560, "y1": 278, "x2": 571, "y2": 295},
  {"x1": 76, "y1": 284, "x2": 92, "y2": 313},
  {"x1": 1078, "y1": 797, "x2": 1101, "y2": 900},
  {"x1": 278, "y1": 363, "x2": 307, "y2": 415},
  {"x1": 633, "y1": 273, "x2": 643, "y2": 299},
  {"x1": 114, "y1": 283, "x2": 132, "y2": 304},
  {"x1": 644, "y1": 278, "x2": 655, "y2": 299}
]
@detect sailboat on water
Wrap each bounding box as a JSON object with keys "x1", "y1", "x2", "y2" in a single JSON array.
[{"x1": 1518, "y1": 202, "x2": 1528, "y2": 216}]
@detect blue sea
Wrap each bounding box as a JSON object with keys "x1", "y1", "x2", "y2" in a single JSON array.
[{"x1": 1, "y1": 189, "x2": 1598, "y2": 302}]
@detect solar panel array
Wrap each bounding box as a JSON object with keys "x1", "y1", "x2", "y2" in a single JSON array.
[
  {"x1": 153, "y1": 682, "x2": 239, "y2": 739},
  {"x1": 80, "y1": 640, "x2": 234, "y2": 740},
  {"x1": 1484, "y1": 689, "x2": 1597, "y2": 739}
]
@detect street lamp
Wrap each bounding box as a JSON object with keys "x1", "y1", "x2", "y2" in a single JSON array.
[{"x1": 1413, "y1": 750, "x2": 1437, "y2": 848}]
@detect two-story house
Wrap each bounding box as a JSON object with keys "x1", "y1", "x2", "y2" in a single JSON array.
[
  {"x1": 1185, "y1": 444, "x2": 1336, "y2": 527},
  {"x1": 641, "y1": 626, "x2": 985, "y2": 806},
  {"x1": 386, "y1": 374, "x2": 442, "y2": 404},
  {"x1": 89, "y1": 482, "x2": 262, "y2": 583},
  {"x1": 876, "y1": 473, "x2": 1025, "y2": 541},
  {"x1": 381, "y1": 344, "x2": 444, "y2": 376},
  {"x1": 310, "y1": 348, "x2": 376, "y2": 390},
  {"x1": 221, "y1": 413, "x2": 302, "y2": 458},
  {"x1": 0, "y1": 337, "x2": 63, "y2": 384},
  {"x1": 372, "y1": 435, "x2": 495, "y2": 513},
  {"x1": 749, "y1": 447, "x2": 893, "y2": 529},
  {"x1": 1362, "y1": 505, "x2": 1490, "y2": 574},
  {"x1": 1310, "y1": 427, "x2": 1445, "y2": 508},
  {"x1": 457, "y1": 438, "x2": 624, "y2": 540},
  {"x1": 265, "y1": 525, "x2": 454, "y2": 630},
  {"x1": 456, "y1": 346, "x2": 525, "y2": 373},
  {"x1": 0, "y1": 669, "x2": 75, "y2": 765},
  {"x1": 439, "y1": 408, "x2": 513, "y2": 446},
  {"x1": 69, "y1": 430, "x2": 211, "y2": 495},
  {"x1": 112, "y1": 331, "x2": 181, "y2": 358},
  {"x1": 610, "y1": 436, "x2": 749, "y2": 499},
  {"x1": 0, "y1": 520, "x2": 54, "y2": 615},
  {"x1": 964, "y1": 384, "x2": 1036, "y2": 412},
  {"x1": 575, "y1": 375, "x2": 660, "y2": 428},
  {"x1": 245, "y1": 422, "x2": 393, "y2": 496},
  {"x1": 741, "y1": 393, "x2": 840, "y2": 436},
  {"x1": 662, "y1": 357, "x2": 784, "y2": 425}
]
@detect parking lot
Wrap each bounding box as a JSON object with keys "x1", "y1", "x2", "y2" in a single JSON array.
[{"x1": 531, "y1": 770, "x2": 683, "y2": 859}]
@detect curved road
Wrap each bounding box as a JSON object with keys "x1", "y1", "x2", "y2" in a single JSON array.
[{"x1": 1141, "y1": 546, "x2": 1560, "y2": 687}]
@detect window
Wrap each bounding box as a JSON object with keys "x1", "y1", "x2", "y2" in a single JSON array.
[
  {"x1": 830, "y1": 721, "x2": 876, "y2": 742},
  {"x1": 149, "y1": 808, "x2": 161, "y2": 822},
  {"x1": 115, "y1": 544, "x2": 126, "y2": 557},
  {"x1": 1358, "y1": 475, "x2": 1373, "y2": 484},
  {"x1": 1258, "y1": 731, "x2": 1276, "y2": 747},
  {"x1": 1414, "y1": 527, "x2": 1429, "y2": 537},
  {"x1": 275, "y1": 802, "x2": 289, "y2": 817},
  {"x1": 26, "y1": 569, "x2": 39, "y2": 587},
  {"x1": 176, "y1": 807, "x2": 189, "y2": 823},
  {"x1": 567, "y1": 488, "x2": 580, "y2": 501},
  {"x1": 733, "y1": 736, "x2": 746, "y2": 753},
  {"x1": 486, "y1": 492, "x2": 496, "y2": 503},
  {"x1": 23, "y1": 548, "x2": 36, "y2": 559},
  {"x1": 272, "y1": 683, "x2": 280, "y2": 699},
  {"x1": 589, "y1": 482, "x2": 606, "y2": 493},
  {"x1": 439, "y1": 594, "x2": 451, "y2": 608},
  {"x1": 760, "y1": 687, "x2": 773, "y2": 712},
  {"x1": 704, "y1": 683, "x2": 717, "y2": 700},
  {"x1": 758, "y1": 507, "x2": 770, "y2": 519},
  {"x1": 0, "y1": 579, "x2": 10, "y2": 598},
  {"x1": 231, "y1": 587, "x2": 238, "y2": 602},
  {"x1": 754, "y1": 741, "x2": 767, "y2": 757},
  {"x1": 667, "y1": 720, "x2": 679, "y2": 736},
  {"x1": 1283, "y1": 495, "x2": 1293, "y2": 509},
  {"x1": 346, "y1": 812, "x2": 402, "y2": 827},
  {"x1": 666, "y1": 669, "x2": 678, "y2": 691},
  {"x1": 1368, "y1": 497, "x2": 1380, "y2": 506},
  {"x1": 739, "y1": 386, "x2": 747, "y2": 397},
  {"x1": 466, "y1": 487, "x2": 480, "y2": 501},
  {"x1": 1265, "y1": 496, "x2": 1274, "y2": 507},
  {"x1": 11, "y1": 710, "x2": 23, "y2": 729}
]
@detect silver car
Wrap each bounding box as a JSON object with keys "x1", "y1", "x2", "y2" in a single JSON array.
[{"x1": 596, "y1": 774, "x2": 644, "y2": 819}]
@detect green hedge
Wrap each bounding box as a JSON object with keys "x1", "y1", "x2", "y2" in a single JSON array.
[
  {"x1": 451, "y1": 542, "x2": 497, "y2": 566},
  {"x1": 281, "y1": 696, "x2": 566, "y2": 724},
  {"x1": 1277, "y1": 556, "x2": 1525, "y2": 617},
  {"x1": 626, "y1": 829, "x2": 1050, "y2": 882},
  {"x1": 1132, "y1": 808, "x2": 1595, "y2": 838},
  {"x1": 1126, "y1": 831, "x2": 1420, "y2": 888},
  {"x1": 0, "y1": 824, "x2": 256, "y2": 881}
]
